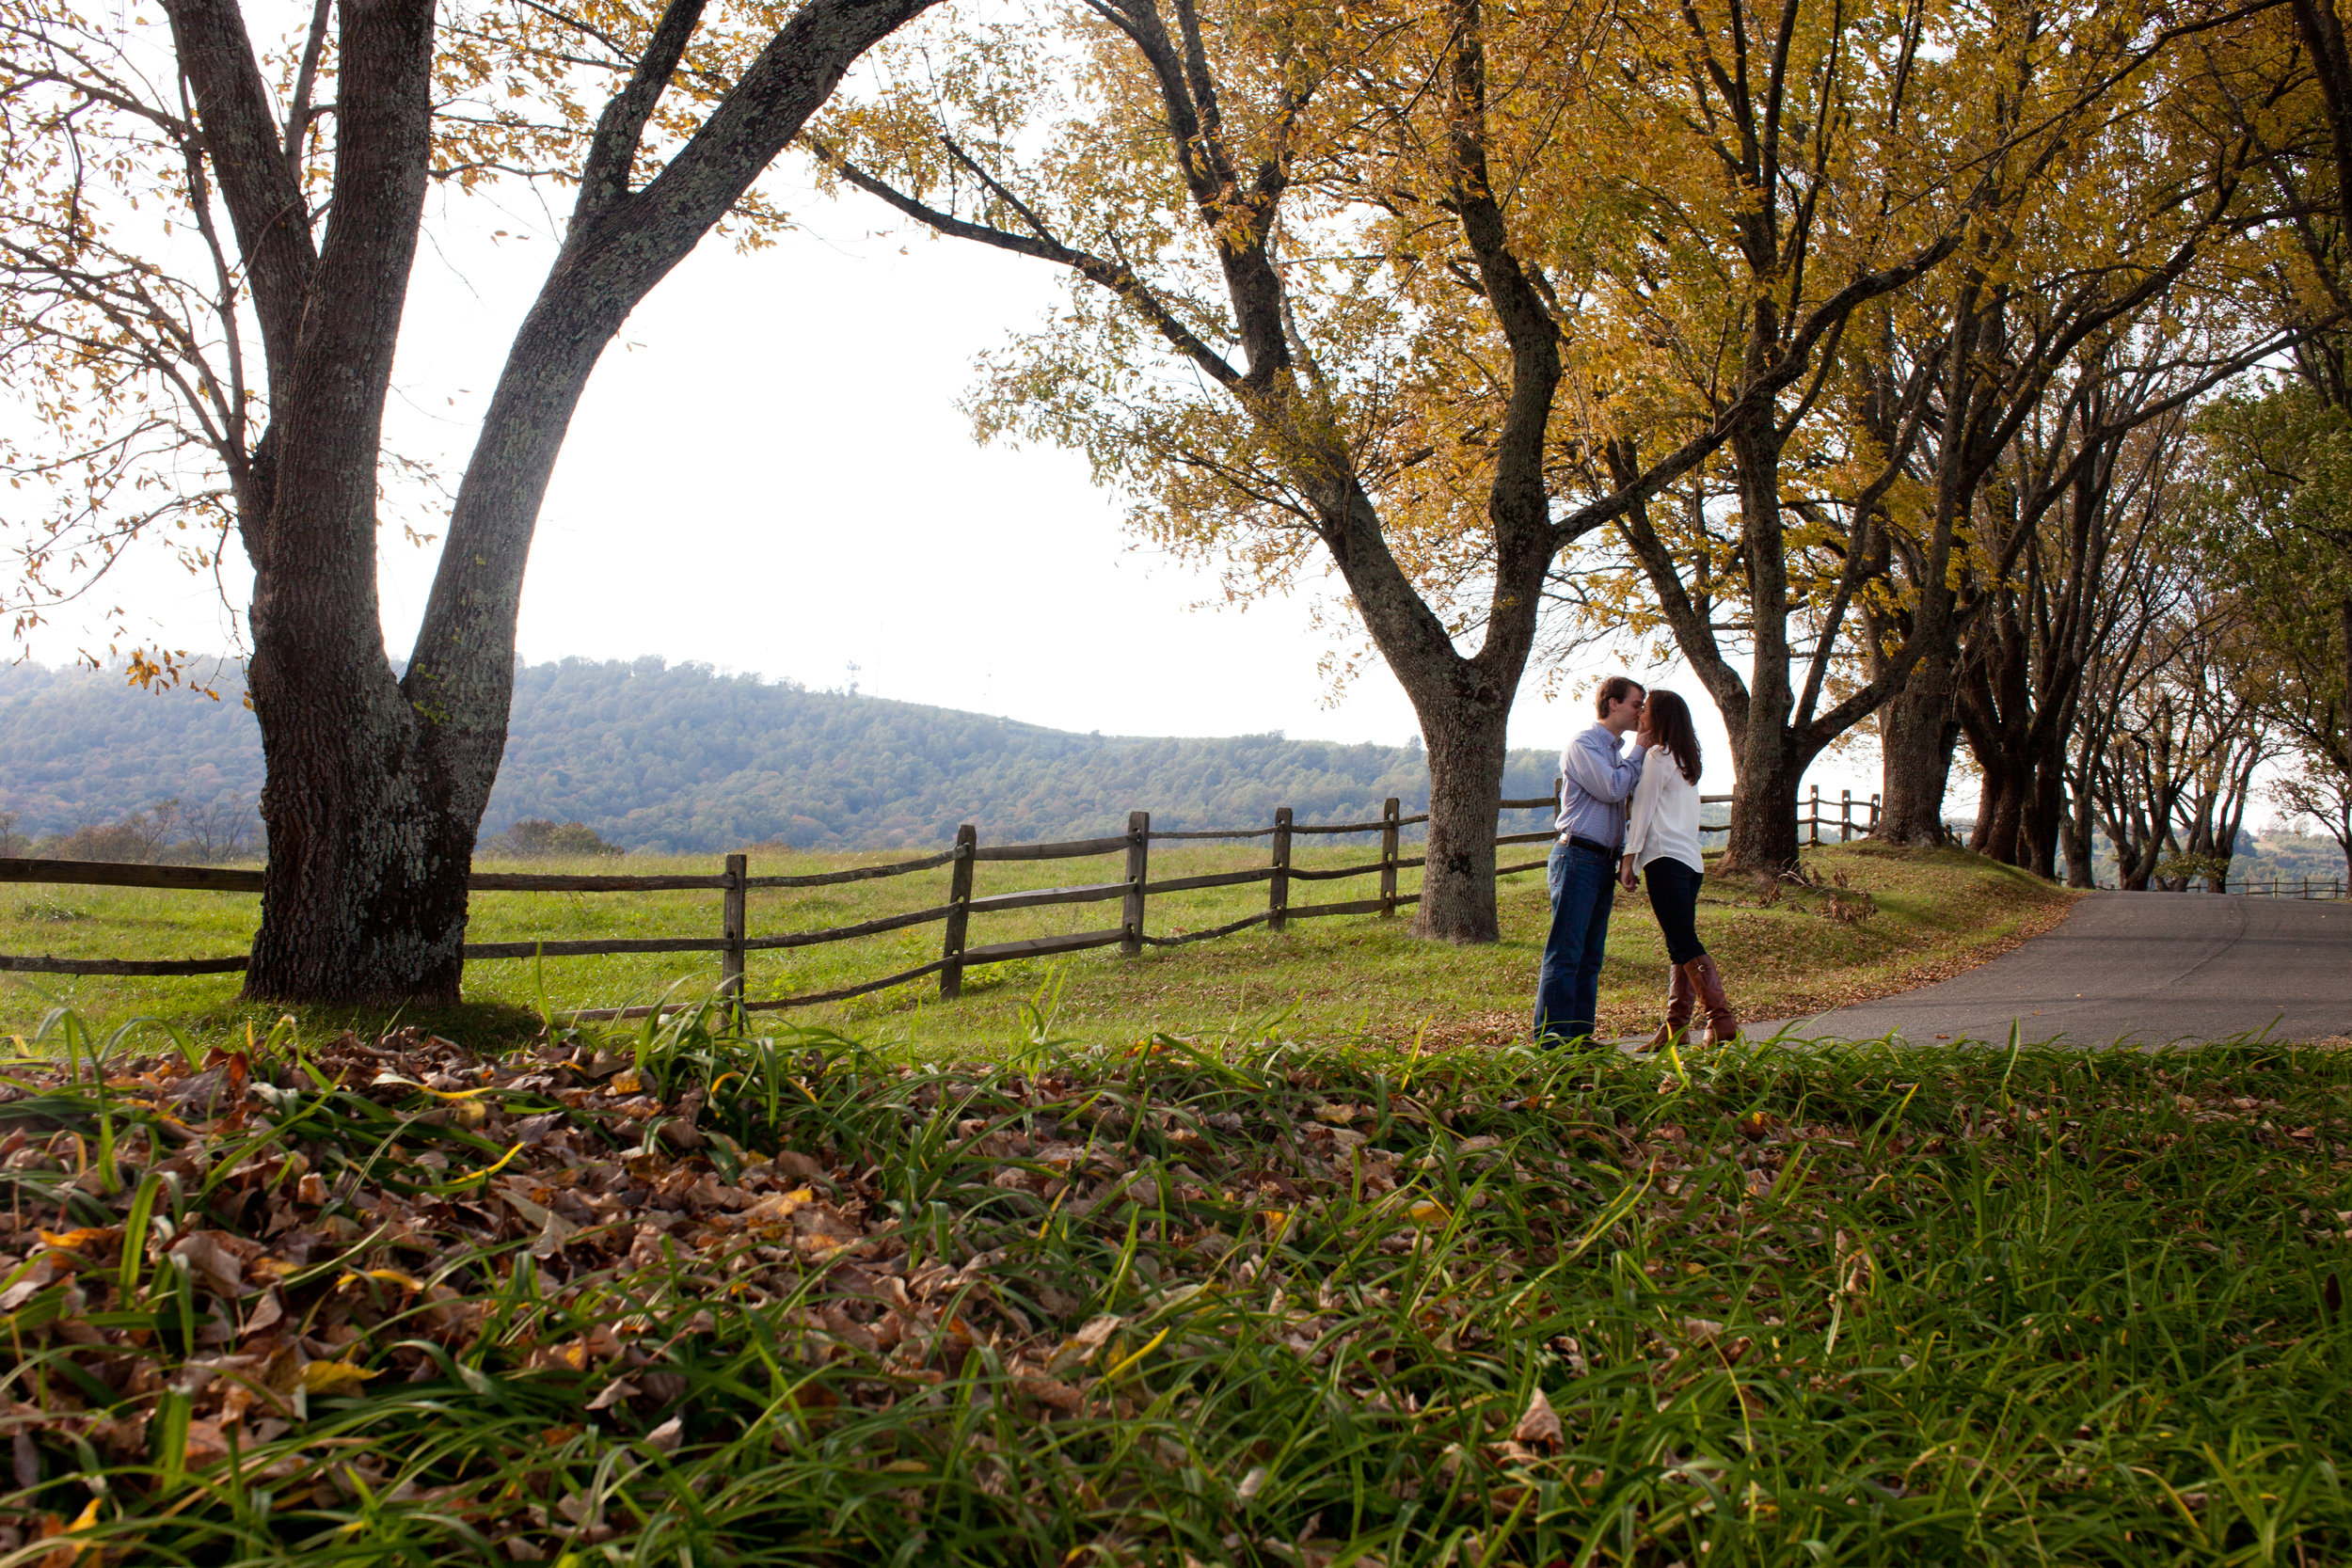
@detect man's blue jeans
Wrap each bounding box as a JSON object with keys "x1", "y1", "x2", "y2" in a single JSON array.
[{"x1": 1534, "y1": 840, "x2": 1615, "y2": 1043}]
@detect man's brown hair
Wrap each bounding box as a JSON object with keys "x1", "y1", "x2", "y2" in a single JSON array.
[{"x1": 1595, "y1": 674, "x2": 1645, "y2": 718}]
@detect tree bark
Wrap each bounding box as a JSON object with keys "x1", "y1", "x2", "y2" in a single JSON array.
[
  {"x1": 177, "y1": 0, "x2": 453, "y2": 999},
  {"x1": 1721, "y1": 730, "x2": 1808, "y2": 873},
  {"x1": 2060, "y1": 782, "x2": 2098, "y2": 886},
  {"x1": 1971, "y1": 768, "x2": 2024, "y2": 864},
  {"x1": 1408, "y1": 684, "x2": 1511, "y2": 939},
  {"x1": 1875, "y1": 651, "x2": 1962, "y2": 845},
  {"x1": 2019, "y1": 745, "x2": 2067, "y2": 880}
]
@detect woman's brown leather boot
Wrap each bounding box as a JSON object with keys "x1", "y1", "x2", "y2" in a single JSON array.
[
  {"x1": 1681, "y1": 954, "x2": 1740, "y2": 1046},
  {"x1": 1644, "y1": 963, "x2": 1696, "y2": 1052}
]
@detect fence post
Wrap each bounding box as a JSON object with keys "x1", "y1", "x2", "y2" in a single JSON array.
[
  {"x1": 722, "y1": 852, "x2": 747, "y2": 1007},
  {"x1": 1380, "y1": 797, "x2": 1400, "y2": 917},
  {"x1": 1808, "y1": 784, "x2": 1820, "y2": 847},
  {"x1": 1869, "y1": 793, "x2": 1881, "y2": 833},
  {"x1": 1840, "y1": 789, "x2": 1852, "y2": 843},
  {"x1": 1269, "y1": 807, "x2": 1293, "y2": 932},
  {"x1": 1122, "y1": 811, "x2": 1150, "y2": 957},
  {"x1": 940, "y1": 824, "x2": 976, "y2": 999}
]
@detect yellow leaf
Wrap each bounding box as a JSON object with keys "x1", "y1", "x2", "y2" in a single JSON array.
[
  {"x1": 38, "y1": 1227, "x2": 119, "y2": 1253},
  {"x1": 1407, "y1": 1199, "x2": 1452, "y2": 1227},
  {"x1": 42, "y1": 1496, "x2": 103, "y2": 1562},
  {"x1": 341, "y1": 1268, "x2": 424, "y2": 1292},
  {"x1": 742, "y1": 1188, "x2": 814, "y2": 1227},
  {"x1": 609, "y1": 1070, "x2": 643, "y2": 1095},
  {"x1": 301, "y1": 1357, "x2": 381, "y2": 1395}
]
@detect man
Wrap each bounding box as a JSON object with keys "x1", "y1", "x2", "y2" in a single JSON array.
[{"x1": 1534, "y1": 675, "x2": 1646, "y2": 1042}]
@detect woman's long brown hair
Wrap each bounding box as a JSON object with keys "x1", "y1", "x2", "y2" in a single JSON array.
[{"x1": 1644, "y1": 689, "x2": 1703, "y2": 784}]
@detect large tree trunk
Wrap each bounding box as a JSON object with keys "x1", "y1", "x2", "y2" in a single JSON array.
[
  {"x1": 2020, "y1": 747, "x2": 2067, "y2": 880},
  {"x1": 1969, "y1": 756, "x2": 2026, "y2": 863},
  {"x1": 234, "y1": 0, "x2": 449, "y2": 1001},
  {"x1": 2104, "y1": 785, "x2": 2170, "y2": 890},
  {"x1": 1877, "y1": 651, "x2": 1961, "y2": 844},
  {"x1": 1969, "y1": 772, "x2": 2013, "y2": 861},
  {"x1": 1720, "y1": 729, "x2": 1807, "y2": 872},
  {"x1": 1953, "y1": 665, "x2": 2081, "y2": 881},
  {"x1": 2060, "y1": 784, "x2": 2098, "y2": 886},
  {"x1": 1715, "y1": 416, "x2": 1808, "y2": 876},
  {"x1": 246, "y1": 686, "x2": 470, "y2": 1001},
  {"x1": 1369, "y1": 1, "x2": 1558, "y2": 942},
  {"x1": 1407, "y1": 687, "x2": 1511, "y2": 940}
]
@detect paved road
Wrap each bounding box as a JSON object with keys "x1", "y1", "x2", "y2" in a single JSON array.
[{"x1": 1752, "y1": 892, "x2": 2352, "y2": 1046}]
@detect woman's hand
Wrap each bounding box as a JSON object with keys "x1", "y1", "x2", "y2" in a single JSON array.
[{"x1": 1618, "y1": 854, "x2": 1638, "y2": 891}]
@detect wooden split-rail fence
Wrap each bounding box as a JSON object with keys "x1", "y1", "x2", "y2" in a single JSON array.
[
  {"x1": 6, "y1": 786, "x2": 1927, "y2": 1017},
  {"x1": 1804, "y1": 786, "x2": 1882, "y2": 846},
  {"x1": 3, "y1": 794, "x2": 1600, "y2": 1020},
  {"x1": 2143, "y1": 876, "x2": 2348, "y2": 899}
]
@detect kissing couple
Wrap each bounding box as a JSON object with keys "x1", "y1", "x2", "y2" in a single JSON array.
[{"x1": 1533, "y1": 676, "x2": 1740, "y2": 1051}]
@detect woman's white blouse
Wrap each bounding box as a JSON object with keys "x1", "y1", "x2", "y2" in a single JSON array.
[{"x1": 1624, "y1": 745, "x2": 1705, "y2": 874}]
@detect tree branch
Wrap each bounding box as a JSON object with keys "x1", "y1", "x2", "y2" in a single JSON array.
[
  {"x1": 576, "y1": 0, "x2": 707, "y2": 219},
  {"x1": 282, "y1": 0, "x2": 331, "y2": 179},
  {"x1": 160, "y1": 0, "x2": 316, "y2": 368},
  {"x1": 812, "y1": 137, "x2": 1242, "y2": 388}
]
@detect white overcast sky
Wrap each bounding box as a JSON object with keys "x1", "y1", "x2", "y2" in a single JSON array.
[{"x1": 24, "y1": 145, "x2": 1906, "y2": 818}]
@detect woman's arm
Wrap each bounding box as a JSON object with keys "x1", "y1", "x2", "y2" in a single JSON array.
[
  {"x1": 1623, "y1": 748, "x2": 1667, "y2": 867},
  {"x1": 1564, "y1": 728, "x2": 1644, "y2": 803}
]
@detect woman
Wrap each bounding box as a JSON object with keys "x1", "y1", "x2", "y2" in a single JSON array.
[{"x1": 1617, "y1": 690, "x2": 1739, "y2": 1048}]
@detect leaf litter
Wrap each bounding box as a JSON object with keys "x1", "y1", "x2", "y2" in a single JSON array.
[{"x1": 0, "y1": 1007, "x2": 2347, "y2": 1563}]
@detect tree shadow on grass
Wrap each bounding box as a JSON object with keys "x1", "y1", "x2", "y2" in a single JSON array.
[{"x1": 7, "y1": 991, "x2": 553, "y2": 1058}]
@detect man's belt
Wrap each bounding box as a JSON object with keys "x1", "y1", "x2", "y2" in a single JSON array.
[{"x1": 1564, "y1": 834, "x2": 1619, "y2": 856}]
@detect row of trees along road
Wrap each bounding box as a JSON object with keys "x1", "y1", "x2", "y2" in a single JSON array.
[{"x1": 3, "y1": 0, "x2": 2351, "y2": 1001}]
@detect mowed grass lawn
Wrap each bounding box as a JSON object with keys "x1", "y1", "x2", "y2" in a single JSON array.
[{"x1": 2, "y1": 839, "x2": 2074, "y2": 1048}]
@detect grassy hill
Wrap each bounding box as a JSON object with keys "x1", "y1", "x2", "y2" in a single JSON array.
[{"x1": 0, "y1": 657, "x2": 1575, "y2": 852}]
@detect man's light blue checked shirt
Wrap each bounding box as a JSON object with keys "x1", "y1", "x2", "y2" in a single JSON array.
[{"x1": 1553, "y1": 722, "x2": 1644, "y2": 849}]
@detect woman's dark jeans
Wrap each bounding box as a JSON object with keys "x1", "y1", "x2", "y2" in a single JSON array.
[{"x1": 1643, "y1": 858, "x2": 1708, "y2": 967}]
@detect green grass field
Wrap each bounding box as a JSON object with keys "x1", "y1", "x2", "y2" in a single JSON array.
[
  {"x1": 4, "y1": 842, "x2": 2075, "y2": 1050},
  {"x1": 1, "y1": 1011, "x2": 2344, "y2": 1564}
]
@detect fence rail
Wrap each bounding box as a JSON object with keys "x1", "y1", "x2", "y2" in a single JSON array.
[
  {"x1": 0, "y1": 795, "x2": 1541, "y2": 1016},
  {"x1": 0, "y1": 783, "x2": 1915, "y2": 1013},
  {"x1": 2132, "y1": 876, "x2": 2347, "y2": 898},
  {"x1": 1802, "y1": 786, "x2": 1882, "y2": 846}
]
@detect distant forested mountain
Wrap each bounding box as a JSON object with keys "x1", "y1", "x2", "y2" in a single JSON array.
[{"x1": 0, "y1": 658, "x2": 1572, "y2": 851}]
